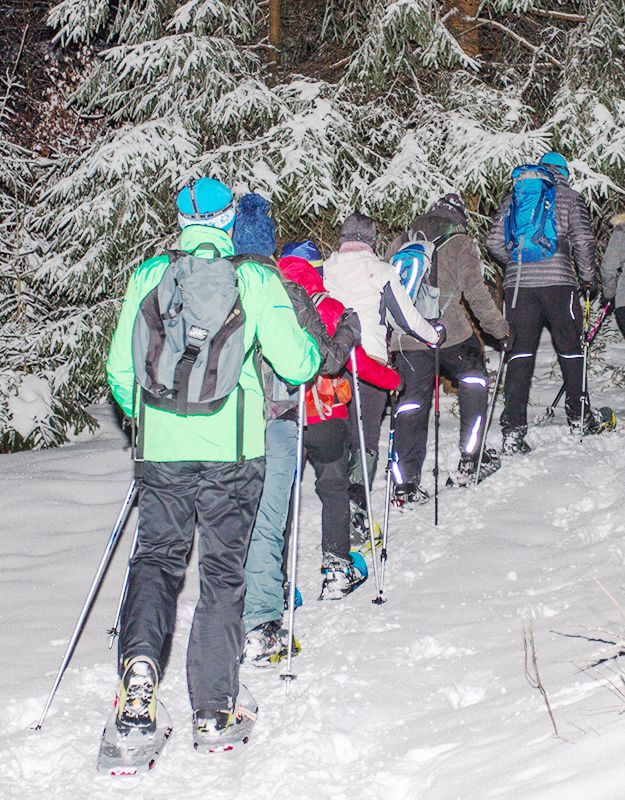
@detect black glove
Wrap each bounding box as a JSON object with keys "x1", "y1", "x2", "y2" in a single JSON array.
[
  {"x1": 426, "y1": 322, "x2": 446, "y2": 349},
  {"x1": 390, "y1": 372, "x2": 405, "y2": 396},
  {"x1": 500, "y1": 324, "x2": 515, "y2": 353},
  {"x1": 581, "y1": 280, "x2": 597, "y2": 301},
  {"x1": 601, "y1": 296, "x2": 615, "y2": 314},
  {"x1": 336, "y1": 308, "x2": 361, "y2": 346}
]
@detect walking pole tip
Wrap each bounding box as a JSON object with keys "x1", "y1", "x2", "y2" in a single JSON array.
[{"x1": 372, "y1": 594, "x2": 386, "y2": 606}]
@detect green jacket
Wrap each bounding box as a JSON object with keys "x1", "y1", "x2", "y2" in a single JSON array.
[{"x1": 106, "y1": 226, "x2": 321, "y2": 462}]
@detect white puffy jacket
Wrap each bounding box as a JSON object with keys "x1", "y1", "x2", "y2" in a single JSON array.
[{"x1": 323, "y1": 250, "x2": 439, "y2": 363}]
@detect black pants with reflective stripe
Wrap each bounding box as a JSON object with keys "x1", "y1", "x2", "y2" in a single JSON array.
[
  {"x1": 393, "y1": 335, "x2": 488, "y2": 485},
  {"x1": 120, "y1": 457, "x2": 264, "y2": 714},
  {"x1": 304, "y1": 418, "x2": 351, "y2": 560},
  {"x1": 501, "y1": 285, "x2": 583, "y2": 434}
]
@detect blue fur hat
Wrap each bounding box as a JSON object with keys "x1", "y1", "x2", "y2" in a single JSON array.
[
  {"x1": 281, "y1": 240, "x2": 323, "y2": 267},
  {"x1": 232, "y1": 193, "x2": 276, "y2": 257},
  {"x1": 176, "y1": 177, "x2": 235, "y2": 230}
]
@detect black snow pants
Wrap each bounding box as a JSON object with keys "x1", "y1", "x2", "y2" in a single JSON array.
[
  {"x1": 120, "y1": 457, "x2": 265, "y2": 714},
  {"x1": 304, "y1": 418, "x2": 351, "y2": 560},
  {"x1": 347, "y1": 379, "x2": 388, "y2": 492},
  {"x1": 501, "y1": 285, "x2": 583, "y2": 434},
  {"x1": 393, "y1": 334, "x2": 488, "y2": 485}
]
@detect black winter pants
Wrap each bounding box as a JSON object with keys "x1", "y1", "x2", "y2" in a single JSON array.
[
  {"x1": 120, "y1": 458, "x2": 265, "y2": 714},
  {"x1": 347, "y1": 379, "x2": 388, "y2": 489},
  {"x1": 393, "y1": 335, "x2": 488, "y2": 485},
  {"x1": 304, "y1": 418, "x2": 351, "y2": 560},
  {"x1": 501, "y1": 286, "x2": 583, "y2": 434}
]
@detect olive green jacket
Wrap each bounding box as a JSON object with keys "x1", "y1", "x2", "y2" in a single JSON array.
[{"x1": 106, "y1": 226, "x2": 321, "y2": 462}]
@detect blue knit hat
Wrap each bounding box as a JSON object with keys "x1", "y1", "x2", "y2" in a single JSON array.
[
  {"x1": 176, "y1": 177, "x2": 235, "y2": 230},
  {"x1": 232, "y1": 193, "x2": 276, "y2": 257},
  {"x1": 281, "y1": 240, "x2": 323, "y2": 267},
  {"x1": 539, "y1": 152, "x2": 569, "y2": 177}
]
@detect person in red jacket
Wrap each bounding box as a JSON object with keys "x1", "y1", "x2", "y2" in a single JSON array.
[{"x1": 279, "y1": 241, "x2": 401, "y2": 599}]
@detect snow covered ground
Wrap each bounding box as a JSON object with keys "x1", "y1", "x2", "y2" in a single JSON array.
[{"x1": 2, "y1": 321, "x2": 625, "y2": 800}]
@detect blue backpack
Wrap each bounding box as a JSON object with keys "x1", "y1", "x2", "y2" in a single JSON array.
[
  {"x1": 391, "y1": 234, "x2": 462, "y2": 320},
  {"x1": 391, "y1": 237, "x2": 439, "y2": 319},
  {"x1": 504, "y1": 164, "x2": 558, "y2": 263}
]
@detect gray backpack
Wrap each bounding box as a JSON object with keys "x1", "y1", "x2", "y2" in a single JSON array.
[{"x1": 131, "y1": 245, "x2": 248, "y2": 415}]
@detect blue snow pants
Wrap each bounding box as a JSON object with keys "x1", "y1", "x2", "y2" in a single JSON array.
[{"x1": 243, "y1": 418, "x2": 298, "y2": 633}]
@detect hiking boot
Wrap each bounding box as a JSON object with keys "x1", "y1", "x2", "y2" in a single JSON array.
[
  {"x1": 391, "y1": 482, "x2": 430, "y2": 508},
  {"x1": 350, "y1": 498, "x2": 370, "y2": 546},
  {"x1": 193, "y1": 685, "x2": 258, "y2": 752},
  {"x1": 283, "y1": 583, "x2": 303, "y2": 610},
  {"x1": 116, "y1": 656, "x2": 158, "y2": 735},
  {"x1": 455, "y1": 448, "x2": 501, "y2": 486},
  {"x1": 568, "y1": 406, "x2": 616, "y2": 436},
  {"x1": 501, "y1": 429, "x2": 531, "y2": 456},
  {"x1": 319, "y1": 554, "x2": 367, "y2": 601},
  {"x1": 194, "y1": 709, "x2": 233, "y2": 738},
  {"x1": 242, "y1": 620, "x2": 299, "y2": 667},
  {"x1": 243, "y1": 621, "x2": 284, "y2": 664}
]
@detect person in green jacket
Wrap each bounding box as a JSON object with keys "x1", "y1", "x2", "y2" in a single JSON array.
[{"x1": 106, "y1": 177, "x2": 321, "y2": 748}]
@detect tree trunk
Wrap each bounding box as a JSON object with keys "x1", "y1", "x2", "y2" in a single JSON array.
[
  {"x1": 444, "y1": 0, "x2": 481, "y2": 59},
  {"x1": 268, "y1": 0, "x2": 281, "y2": 67}
]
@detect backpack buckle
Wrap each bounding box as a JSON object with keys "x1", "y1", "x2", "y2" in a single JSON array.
[{"x1": 181, "y1": 344, "x2": 201, "y2": 363}]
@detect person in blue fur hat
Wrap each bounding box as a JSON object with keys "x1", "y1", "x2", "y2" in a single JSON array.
[{"x1": 234, "y1": 202, "x2": 361, "y2": 662}]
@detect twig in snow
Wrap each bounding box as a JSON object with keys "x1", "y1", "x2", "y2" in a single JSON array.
[
  {"x1": 594, "y1": 578, "x2": 625, "y2": 628},
  {"x1": 523, "y1": 619, "x2": 559, "y2": 736}
]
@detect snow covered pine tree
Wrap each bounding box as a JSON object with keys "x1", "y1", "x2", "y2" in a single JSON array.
[{"x1": 1, "y1": 0, "x2": 623, "y2": 452}]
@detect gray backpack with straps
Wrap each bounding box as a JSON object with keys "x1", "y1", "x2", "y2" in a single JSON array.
[{"x1": 131, "y1": 244, "x2": 248, "y2": 415}]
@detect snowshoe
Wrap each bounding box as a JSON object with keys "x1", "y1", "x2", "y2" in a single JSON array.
[
  {"x1": 501, "y1": 429, "x2": 531, "y2": 456},
  {"x1": 193, "y1": 685, "x2": 258, "y2": 754},
  {"x1": 391, "y1": 482, "x2": 430, "y2": 509},
  {"x1": 97, "y1": 699, "x2": 172, "y2": 776},
  {"x1": 242, "y1": 620, "x2": 301, "y2": 668},
  {"x1": 569, "y1": 406, "x2": 616, "y2": 436},
  {"x1": 319, "y1": 552, "x2": 367, "y2": 601},
  {"x1": 449, "y1": 448, "x2": 501, "y2": 487}
]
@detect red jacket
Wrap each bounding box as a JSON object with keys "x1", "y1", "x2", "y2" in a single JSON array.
[{"x1": 278, "y1": 255, "x2": 401, "y2": 425}]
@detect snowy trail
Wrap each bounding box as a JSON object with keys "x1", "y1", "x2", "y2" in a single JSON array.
[{"x1": 2, "y1": 330, "x2": 625, "y2": 799}]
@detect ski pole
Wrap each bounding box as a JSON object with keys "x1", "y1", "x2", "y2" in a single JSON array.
[
  {"x1": 587, "y1": 301, "x2": 612, "y2": 345},
  {"x1": 107, "y1": 520, "x2": 140, "y2": 649},
  {"x1": 537, "y1": 300, "x2": 611, "y2": 424},
  {"x1": 379, "y1": 406, "x2": 396, "y2": 597},
  {"x1": 33, "y1": 478, "x2": 139, "y2": 731},
  {"x1": 349, "y1": 349, "x2": 383, "y2": 604},
  {"x1": 537, "y1": 382, "x2": 566, "y2": 425},
  {"x1": 281, "y1": 384, "x2": 306, "y2": 686},
  {"x1": 474, "y1": 350, "x2": 506, "y2": 487},
  {"x1": 434, "y1": 346, "x2": 441, "y2": 526},
  {"x1": 579, "y1": 290, "x2": 591, "y2": 441}
]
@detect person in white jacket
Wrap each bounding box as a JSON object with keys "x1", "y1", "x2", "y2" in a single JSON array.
[{"x1": 324, "y1": 212, "x2": 443, "y2": 542}]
